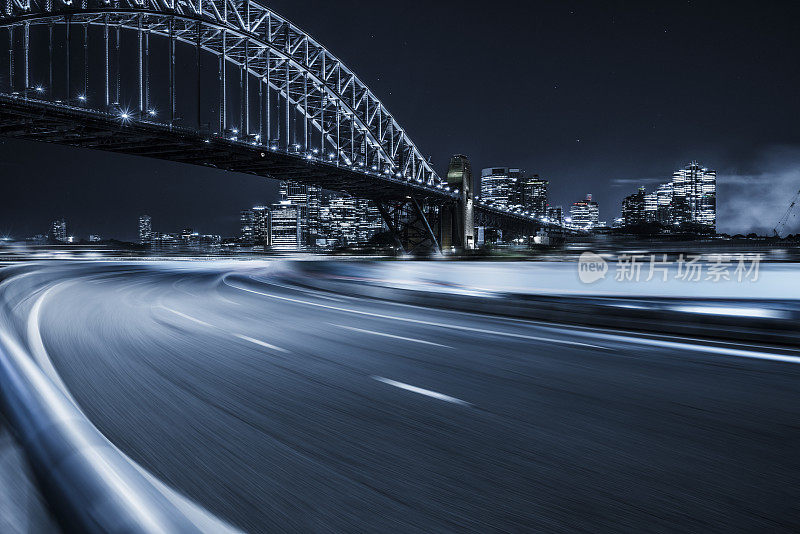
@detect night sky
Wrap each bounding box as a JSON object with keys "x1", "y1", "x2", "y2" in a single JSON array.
[{"x1": 1, "y1": 0, "x2": 799, "y2": 240}]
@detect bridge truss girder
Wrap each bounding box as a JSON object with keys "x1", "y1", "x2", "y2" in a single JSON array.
[
  {"x1": 0, "y1": 0, "x2": 442, "y2": 189},
  {"x1": 377, "y1": 198, "x2": 444, "y2": 256}
]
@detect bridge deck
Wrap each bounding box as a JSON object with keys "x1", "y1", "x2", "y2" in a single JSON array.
[{"x1": 0, "y1": 95, "x2": 453, "y2": 205}]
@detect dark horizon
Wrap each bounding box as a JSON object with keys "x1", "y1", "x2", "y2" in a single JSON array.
[{"x1": 1, "y1": 0, "x2": 798, "y2": 241}]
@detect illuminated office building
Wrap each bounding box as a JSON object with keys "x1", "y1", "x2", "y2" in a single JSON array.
[
  {"x1": 671, "y1": 161, "x2": 716, "y2": 230},
  {"x1": 138, "y1": 215, "x2": 152, "y2": 245},
  {"x1": 480, "y1": 167, "x2": 523, "y2": 208},
  {"x1": 270, "y1": 201, "x2": 302, "y2": 250},
  {"x1": 518, "y1": 174, "x2": 549, "y2": 216},
  {"x1": 622, "y1": 188, "x2": 647, "y2": 226},
  {"x1": 546, "y1": 206, "x2": 563, "y2": 226},
  {"x1": 570, "y1": 194, "x2": 600, "y2": 230},
  {"x1": 50, "y1": 218, "x2": 67, "y2": 242},
  {"x1": 240, "y1": 210, "x2": 255, "y2": 245},
  {"x1": 280, "y1": 181, "x2": 322, "y2": 245}
]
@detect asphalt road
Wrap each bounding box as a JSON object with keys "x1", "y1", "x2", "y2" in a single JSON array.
[{"x1": 14, "y1": 262, "x2": 800, "y2": 532}]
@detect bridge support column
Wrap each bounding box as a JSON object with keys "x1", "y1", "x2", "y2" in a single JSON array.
[
  {"x1": 377, "y1": 198, "x2": 442, "y2": 256},
  {"x1": 65, "y1": 16, "x2": 70, "y2": 101},
  {"x1": 138, "y1": 17, "x2": 143, "y2": 114},
  {"x1": 7, "y1": 26, "x2": 12, "y2": 93},
  {"x1": 48, "y1": 23, "x2": 53, "y2": 98},
  {"x1": 22, "y1": 22, "x2": 28, "y2": 92},
  {"x1": 103, "y1": 15, "x2": 109, "y2": 109},
  {"x1": 439, "y1": 155, "x2": 475, "y2": 251},
  {"x1": 83, "y1": 23, "x2": 88, "y2": 103}
]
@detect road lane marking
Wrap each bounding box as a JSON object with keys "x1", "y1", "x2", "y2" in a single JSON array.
[
  {"x1": 250, "y1": 277, "x2": 346, "y2": 302},
  {"x1": 161, "y1": 306, "x2": 214, "y2": 328},
  {"x1": 329, "y1": 324, "x2": 453, "y2": 348},
  {"x1": 233, "y1": 334, "x2": 290, "y2": 354},
  {"x1": 224, "y1": 279, "x2": 605, "y2": 350},
  {"x1": 372, "y1": 376, "x2": 471, "y2": 407},
  {"x1": 226, "y1": 278, "x2": 800, "y2": 365},
  {"x1": 162, "y1": 306, "x2": 290, "y2": 354}
]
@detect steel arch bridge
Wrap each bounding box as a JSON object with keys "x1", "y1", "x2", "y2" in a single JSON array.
[{"x1": 0, "y1": 0, "x2": 563, "y2": 252}]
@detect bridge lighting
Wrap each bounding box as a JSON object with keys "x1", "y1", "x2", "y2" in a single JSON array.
[
  {"x1": 312, "y1": 148, "x2": 319, "y2": 154},
  {"x1": 395, "y1": 172, "x2": 402, "y2": 178},
  {"x1": 232, "y1": 128, "x2": 239, "y2": 134},
  {"x1": 254, "y1": 134, "x2": 261, "y2": 141},
  {"x1": 148, "y1": 109, "x2": 157, "y2": 117},
  {"x1": 119, "y1": 111, "x2": 131, "y2": 121},
  {"x1": 328, "y1": 153, "x2": 336, "y2": 160},
  {"x1": 305, "y1": 154, "x2": 313, "y2": 160},
  {"x1": 371, "y1": 165, "x2": 377, "y2": 170},
  {"x1": 35, "y1": 86, "x2": 44, "y2": 93},
  {"x1": 77, "y1": 95, "x2": 87, "y2": 102}
]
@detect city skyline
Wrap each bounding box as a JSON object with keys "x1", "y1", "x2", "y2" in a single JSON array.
[{"x1": 5, "y1": 158, "x2": 771, "y2": 243}]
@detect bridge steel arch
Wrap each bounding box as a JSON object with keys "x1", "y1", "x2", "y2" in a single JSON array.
[
  {"x1": 0, "y1": 1, "x2": 568, "y2": 254},
  {"x1": 0, "y1": 0, "x2": 440, "y2": 187}
]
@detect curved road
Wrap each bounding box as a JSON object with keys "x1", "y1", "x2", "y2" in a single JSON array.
[{"x1": 9, "y1": 261, "x2": 800, "y2": 532}]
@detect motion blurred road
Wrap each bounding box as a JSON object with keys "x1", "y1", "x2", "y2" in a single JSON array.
[{"x1": 8, "y1": 261, "x2": 800, "y2": 532}]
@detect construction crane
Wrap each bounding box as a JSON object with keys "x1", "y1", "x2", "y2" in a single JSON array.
[{"x1": 774, "y1": 190, "x2": 800, "y2": 237}]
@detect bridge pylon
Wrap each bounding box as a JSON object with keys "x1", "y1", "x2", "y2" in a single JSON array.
[
  {"x1": 376, "y1": 155, "x2": 476, "y2": 256},
  {"x1": 438, "y1": 155, "x2": 475, "y2": 252}
]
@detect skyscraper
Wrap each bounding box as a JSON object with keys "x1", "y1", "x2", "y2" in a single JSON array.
[
  {"x1": 672, "y1": 161, "x2": 716, "y2": 230},
  {"x1": 480, "y1": 167, "x2": 523, "y2": 208},
  {"x1": 518, "y1": 174, "x2": 549, "y2": 216},
  {"x1": 138, "y1": 215, "x2": 152, "y2": 245},
  {"x1": 570, "y1": 194, "x2": 600, "y2": 230},
  {"x1": 655, "y1": 182, "x2": 674, "y2": 224},
  {"x1": 252, "y1": 206, "x2": 271, "y2": 246},
  {"x1": 50, "y1": 218, "x2": 67, "y2": 242},
  {"x1": 240, "y1": 210, "x2": 255, "y2": 245},
  {"x1": 240, "y1": 207, "x2": 271, "y2": 246},
  {"x1": 622, "y1": 188, "x2": 647, "y2": 226},
  {"x1": 270, "y1": 201, "x2": 302, "y2": 251},
  {"x1": 280, "y1": 181, "x2": 322, "y2": 246},
  {"x1": 546, "y1": 206, "x2": 564, "y2": 226}
]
